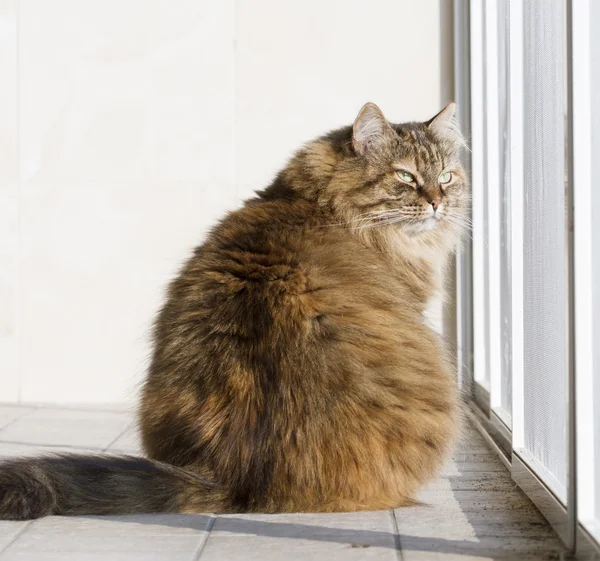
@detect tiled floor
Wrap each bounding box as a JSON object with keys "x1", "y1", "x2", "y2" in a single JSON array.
[{"x1": 0, "y1": 405, "x2": 565, "y2": 560}]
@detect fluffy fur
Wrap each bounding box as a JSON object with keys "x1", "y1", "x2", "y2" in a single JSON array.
[{"x1": 0, "y1": 102, "x2": 469, "y2": 519}]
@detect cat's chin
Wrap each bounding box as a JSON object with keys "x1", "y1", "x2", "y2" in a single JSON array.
[{"x1": 402, "y1": 217, "x2": 440, "y2": 235}]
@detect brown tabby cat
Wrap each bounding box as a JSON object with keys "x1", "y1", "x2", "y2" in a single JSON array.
[{"x1": 0, "y1": 102, "x2": 468, "y2": 519}]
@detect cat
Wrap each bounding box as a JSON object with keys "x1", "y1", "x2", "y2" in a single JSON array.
[{"x1": 0, "y1": 102, "x2": 468, "y2": 519}]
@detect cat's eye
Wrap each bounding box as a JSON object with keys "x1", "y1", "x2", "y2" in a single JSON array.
[
  {"x1": 396, "y1": 170, "x2": 415, "y2": 183},
  {"x1": 438, "y1": 171, "x2": 453, "y2": 184}
]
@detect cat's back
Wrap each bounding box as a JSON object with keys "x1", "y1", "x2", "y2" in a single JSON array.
[
  {"x1": 161, "y1": 195, "x2": 402, "y2": 335},
  {"x1": 149, "y1": 194, "x2": 434, "y2": 388}
]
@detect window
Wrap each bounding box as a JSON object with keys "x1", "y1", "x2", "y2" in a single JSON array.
[{"x1": 456, "y1": 0, "x2": 600, "y2": 554}]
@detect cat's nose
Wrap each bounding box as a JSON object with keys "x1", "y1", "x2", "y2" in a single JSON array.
[{"x1": 431, "y1": 199, "x2": 441, "y2": 211}]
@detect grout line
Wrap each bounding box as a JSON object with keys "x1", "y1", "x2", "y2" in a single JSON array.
[
  {"x1": 102, "y1": 422, "x2": 135, "y2": 453},
  {"x1": 0, "y1": 440, "x2": 103, "y2": 451},
  {"x1": 0, "y1": 406, "x2": 41, "y2": 433},
  {"x1": 0, "y1": 520, "x2": 33, "y2": 556},
  {"x1": 0, "y1": 404, "x2": 133, "y2": 414},
  {"x1": 192, "y1": 514, "x2": 217, "y2": 561},
  {"x1": 389, "y1": 509, "x2": 404, "y2": 561}
]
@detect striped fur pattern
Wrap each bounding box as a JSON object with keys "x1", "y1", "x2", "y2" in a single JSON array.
[{"x1": 0, "y1": 102, "x2": 469, "y2": 519}]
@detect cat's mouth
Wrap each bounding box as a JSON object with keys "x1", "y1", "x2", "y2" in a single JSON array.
[{"x1": 400, "y1": 205, "x2": 444, "y2": 234}]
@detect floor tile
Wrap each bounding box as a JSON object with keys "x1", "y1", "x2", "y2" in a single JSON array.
[
  {"x1": 104, "y1": 424, "x2": 142, "y2": 454},
  {"x1": 202, "y1": 511, "x2": 398, "y2": 560},
  {"x1": 14, "y1": 408, "x2": 132, "y2": 422},
  {"x1": 0, "y1": 552, "x2": 203, "y2": 561},
  {"x1": 0, "y1": 406, "x2": 36, "y2": 431},
  {"x1": 0, "y1": 514, "x2": 212, "y2": 561},
  {"x1": 396, "y1": 453, "x2": 565, "y2": 561},
  {"x1": 424, "y1": 473, "x2": 515, "y2": 493},
  {"x1": 445, "y1": 457, "x2": 508, "y2": 474},
  {"x1": 399, "y1": 535, "x2": 564, "y2": 561},
  {"x1": 0, "y1": 522, "x2": 30, "y2": 553},
  {"x1": 201, "y1": 536, "x2": 398, "y2": 560},
  {"x1": 0, "y1": 408, "x2": 130, "y2": 449},
  {"x1": 212, "y1": 510, "x2": 397, "y2": 539},
  {"x1": 0, "y1": 408, "x2": 569, "y2": 560},
  {"x1": 450, "y1": 452, "x2": 506, "y2": 465},
  {"x1": 417, "y1": 489, "x2": 544, "y2": 514},
  {"x1": 0, "y1": 442, "x2": 95, "y2": 459},
  {"x1": 395, "y1": 508, "x2": 553, "y2": 540}
]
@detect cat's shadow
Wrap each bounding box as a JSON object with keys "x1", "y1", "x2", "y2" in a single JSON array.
[
  {"x1": 76, "y1": 444, "x2": 564, "y2": 558},
  {"x1": 79, "y1": 495, "x2": 564, "y2": 560}
]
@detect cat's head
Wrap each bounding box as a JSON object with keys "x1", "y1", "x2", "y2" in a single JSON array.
[{"x1": 281, "y1": 102, "x2": 469, "y2": 246}]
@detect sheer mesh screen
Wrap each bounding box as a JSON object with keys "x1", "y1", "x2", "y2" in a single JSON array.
[
  {"x1": 498, "y1": 0, "x2": 512, "y2": 421},
  {"x1": 522, "y1": 0, "x2": 568, "y2": 498}
]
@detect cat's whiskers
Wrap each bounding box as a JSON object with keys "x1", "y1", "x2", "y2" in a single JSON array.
[
  {"x1": 349, "y1": 205, "x2": 475, "y2": 233},
  {"x1": 443, "y1": 214, "x2": 473, "y2": 235},
  {"x1": 351, "y1": 215, "x2": 404, "y2": 230},
  {"x1": 343, "y1": 208, "x2": 412, "y2": 228},
  {"x1": 444, "y1": 212, "x2": 472, "y2": 227},
  {"x1": 352, "y1": 217, "x2": 408, "y2": 230},
  {"x1": 317, "y1": 209, "x2": 400, "y2": 228},
  {"x1": 350, "y1": 212, "x2": 420, "y2": 230},
  {"x1": 349, "y1": 212, "x2": 401, "y2": 230}
]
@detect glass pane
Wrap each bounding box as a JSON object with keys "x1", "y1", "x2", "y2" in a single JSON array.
[{"x1": 522, "y1": 0, "x2": 568, "y2": 501}]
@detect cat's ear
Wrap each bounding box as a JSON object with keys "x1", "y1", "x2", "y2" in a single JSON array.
[
  {"x1": 352, "y1": 103, "x2": 395, "y2": 157},
  {"x1": 426, "y1": 102, "x2": 465, "y2": 149}
]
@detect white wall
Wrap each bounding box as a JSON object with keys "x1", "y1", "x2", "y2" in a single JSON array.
[{"x1": 0, "y1": 0, "x2": 449, "y2": 405}]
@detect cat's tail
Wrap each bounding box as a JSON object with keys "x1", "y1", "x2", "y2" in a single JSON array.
[{"x1": 0, "y1": 454, "x2": 230, "y2": 520}]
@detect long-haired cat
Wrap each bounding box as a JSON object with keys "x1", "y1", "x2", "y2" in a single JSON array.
[{"x1": 0, "y1": 102, "x2": 468, "y2": 519}]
